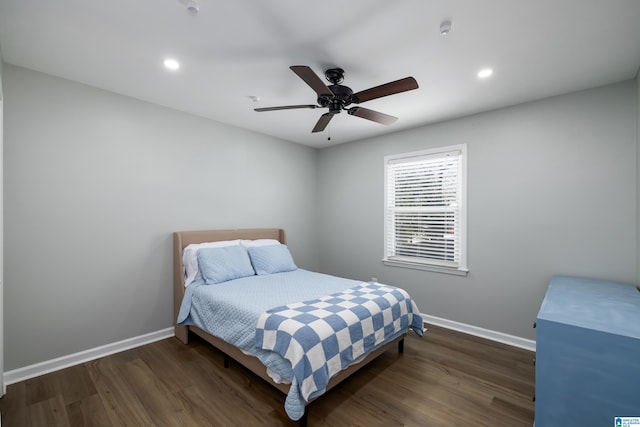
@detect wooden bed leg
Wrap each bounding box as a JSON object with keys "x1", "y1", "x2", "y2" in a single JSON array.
[
  {"x1": 299, "y1": 408, "x2": 308, "y2": 427},
  {"x1": 398, "y1": 338, "x2": 404, "y2": 354},
  {"x1": 175, "y1": 325, "x2": 189, "y2": 344},
  {"x1": 223, "y1": 354, "x2": 230, "y2": 368}
]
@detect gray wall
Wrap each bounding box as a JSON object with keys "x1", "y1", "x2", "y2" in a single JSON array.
[
  {"x1": 2, "y1": 64, "x2": 319, "y2": 370},
  {"x1": 637, "y1": 69, "x2": 640, "y2": 287},
  {"x1": 317, "y1": 81, "x2": 637, "y2": 341},
  {"x1": 1, "y1": 49, "x2": 5, "y2": 392}
]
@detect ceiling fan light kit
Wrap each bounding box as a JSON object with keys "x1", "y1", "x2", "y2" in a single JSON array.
[{"x1": 255, "y1": 65, "x2": 419, "y2": 133}]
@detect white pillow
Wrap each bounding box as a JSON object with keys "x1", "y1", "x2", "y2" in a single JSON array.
[
  {"x1": 183, "y1": 239, "x2": 241, "y2": 287},
  {"x1": 240, "y1": 239, "x2": 281, "y2": 248}
]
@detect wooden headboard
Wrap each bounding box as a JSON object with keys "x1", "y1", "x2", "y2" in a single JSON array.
[{"x1": 172, "y1": 228, "x2": 286, "y2": 342}]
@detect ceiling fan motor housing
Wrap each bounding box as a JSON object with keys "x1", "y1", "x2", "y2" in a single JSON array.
[
  {"x1": 317, "y1": 67, "x2": 353, "y2": 114},
  {"x1": 318, "y1": 84, "x2": 354, "y2": 114}
]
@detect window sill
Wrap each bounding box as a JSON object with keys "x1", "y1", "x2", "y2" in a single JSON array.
[{"x1": 382, "y1": 258, "x2": 468, "y2": 277}]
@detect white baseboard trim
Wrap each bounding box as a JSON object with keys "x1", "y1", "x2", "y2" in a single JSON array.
[
  {"x1": 4, "y1": 327, "x2": 174, "y2": 386},
  {"x1": 421, "y1": 313, "x2": 536, "y2": 352}
]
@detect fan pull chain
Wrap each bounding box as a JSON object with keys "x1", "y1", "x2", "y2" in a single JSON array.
[{"x1": 328, "y1": 124, "x2": 331, "y2": 141}]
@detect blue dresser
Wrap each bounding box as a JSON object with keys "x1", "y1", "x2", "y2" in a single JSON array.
[{"x1": 535, "y1": 276, "x2": 640, "y2": 426}]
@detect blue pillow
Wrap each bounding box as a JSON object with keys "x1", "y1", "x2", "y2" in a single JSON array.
[
  {"x1": 248, "y1": 244, "x2": 297, "y2": 275},
  {"x1": 197, "y1": 245, "x2": 255, "y2": 284}
]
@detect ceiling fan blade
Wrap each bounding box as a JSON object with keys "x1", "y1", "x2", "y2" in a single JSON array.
[
  {"x1": 290, "y1": 66, "x2": 334, "y2": 97},
  {"x1": 254, "y1": 104, "x2": 318, "y2": 112},
  {"x1": 312, "y1": 113, "x2": 334, "y2": 133},
  {"x1": 352, "y1": 77, "x2": 419, "y2": 104},
  {"x1": 347, "y1": 106, "x2": 398, "y2": 125}
]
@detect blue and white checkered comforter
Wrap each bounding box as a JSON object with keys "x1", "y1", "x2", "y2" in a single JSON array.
[{"x1": 255, "y1": 282, "x2": 424, "y2": 419}]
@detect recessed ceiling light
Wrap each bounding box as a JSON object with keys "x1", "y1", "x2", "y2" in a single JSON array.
[
  {"x1": 477, "y1": 68, "x2": 493, "y2": 79},
  {"x1": 163, "y1": 58, "x2": 180, "y2": 71}
]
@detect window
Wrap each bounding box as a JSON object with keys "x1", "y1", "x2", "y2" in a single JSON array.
[{"x1": 383, "y1": 145, "x2": 467, "y2": 275}]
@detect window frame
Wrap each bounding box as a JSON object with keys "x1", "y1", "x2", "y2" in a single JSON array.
[{"x1": 383, "y1": 144, "x2": 468, "y2": 276}]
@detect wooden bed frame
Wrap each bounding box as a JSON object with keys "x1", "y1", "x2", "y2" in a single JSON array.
[{"x1": 173, "y1": 228, "x2": 406, "y2": 425}]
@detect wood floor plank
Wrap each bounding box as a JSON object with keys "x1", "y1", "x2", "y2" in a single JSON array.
[
  {"x1": 133, "y1": 339, "x2": 195, "y2": 393},
  {"x1": 53, "y1": 364, "x2": 99, "y2": 406},
  {"x1": 66, "y1": 394, "x2": 112, "y2": 427},
  {"x1": 26, "y1": 395, "x2": 70, "y2": 427},
  {"x1": 119, "y1": 356, "x2": 187, "y2": 426},
  {"x1": 0, "y1": 323, "x2": 535, "y2": 426},
  {"x1": 0, "y1": 379, "x2": 29, "y2": 425},
  {"x1": 86, "y1": 355, "x2": 156, "y2": 425},
  {"x1": 25, "y1": 373, "x2": 60, "y2": 406}
]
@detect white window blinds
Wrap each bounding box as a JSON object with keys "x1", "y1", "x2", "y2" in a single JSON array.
[{"x1": 384, "y1": 145, "x2": 467, "y2": 273}]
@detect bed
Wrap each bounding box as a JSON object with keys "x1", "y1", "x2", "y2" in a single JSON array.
[{"x1": 173, "y1": 228, "x2": 424, "y2": 425}]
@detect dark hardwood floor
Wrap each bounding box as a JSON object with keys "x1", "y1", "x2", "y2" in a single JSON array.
[{"x1": 0, "y1": 324, "x2": 535, "y2": 426}]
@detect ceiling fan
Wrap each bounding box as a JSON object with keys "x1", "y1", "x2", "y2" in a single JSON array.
[{"x1": 255, "y1": 66, "x2": 419, "y2": 133}]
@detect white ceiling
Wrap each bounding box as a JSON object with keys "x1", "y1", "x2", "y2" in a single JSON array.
[{"x1": 1, "y1": 0, "x2": 640, "y2": 148}]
